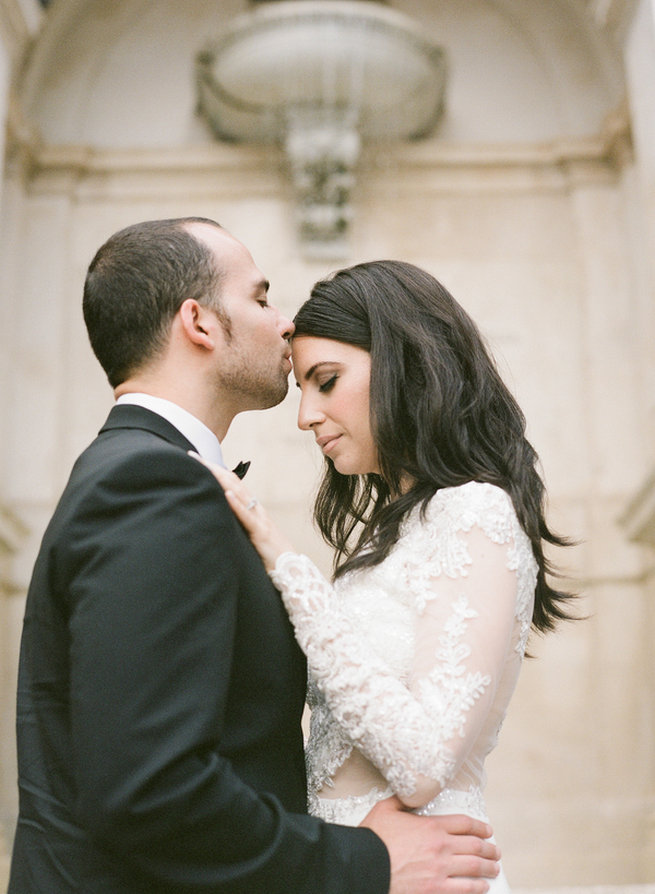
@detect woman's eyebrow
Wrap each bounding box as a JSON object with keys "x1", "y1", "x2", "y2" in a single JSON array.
[{"x1": 302, "y1": 361, "x2": 339, "y2": 381}]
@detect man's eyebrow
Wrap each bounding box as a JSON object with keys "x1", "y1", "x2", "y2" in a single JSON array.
[{"x1": 252, "y1": 278, "x2": 270, "y2": 296}]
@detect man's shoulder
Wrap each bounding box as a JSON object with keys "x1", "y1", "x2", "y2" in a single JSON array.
[
  {"x1": 73, "y1": 424, "x2": 182, "y2": 480},
  {"x1": 55, "y1": 422, "x2": 218, "y2": 529}
]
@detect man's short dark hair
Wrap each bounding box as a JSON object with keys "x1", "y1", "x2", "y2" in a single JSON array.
[{"x1": 83, "y1": 217, "x2": 224, "y2": 388}]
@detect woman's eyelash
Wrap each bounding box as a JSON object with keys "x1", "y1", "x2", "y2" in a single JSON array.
[{"x1": 318, "y1": 374, "x2": 338, "y2": 393}]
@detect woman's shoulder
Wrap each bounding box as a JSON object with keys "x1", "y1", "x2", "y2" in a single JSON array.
[
  {"x1": 406, "y1": 481, "x2": 520, "y2": 543},
  {"x1": 428, "y1": 480, "x2": 513, "y2": 515},
  {"x1": 391, "y1": 482, "x2": 534, "y2": 610}
]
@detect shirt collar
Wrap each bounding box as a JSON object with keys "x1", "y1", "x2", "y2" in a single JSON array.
[{"x1": 115, "y1": 393, "x2": 225, "y2": 466}]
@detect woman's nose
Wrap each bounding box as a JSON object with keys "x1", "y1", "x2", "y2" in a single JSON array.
[{"x1": 297, "y1": 395, "x2": 324, "y2": 431}]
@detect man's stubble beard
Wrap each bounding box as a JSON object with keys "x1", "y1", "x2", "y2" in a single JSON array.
[
  {"x1": 212, "y1": 312, "x2": 289, "y2": 411},
  {"x1": 215, "y1": 362, "x2": 289, "y2": 413}
]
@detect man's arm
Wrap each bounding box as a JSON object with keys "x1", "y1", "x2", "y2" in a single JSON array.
[{"x1": 64, "y1": 446, "x2": 389, "y2": 894}]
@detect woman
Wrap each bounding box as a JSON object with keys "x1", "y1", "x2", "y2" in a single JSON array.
[{"x1": 203, "y1": 261, "x2": 573, "y2": 892}]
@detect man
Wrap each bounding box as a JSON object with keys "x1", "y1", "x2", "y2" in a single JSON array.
[{"x1": 9, "y1": 217, "x2": 499, "y2": 893}]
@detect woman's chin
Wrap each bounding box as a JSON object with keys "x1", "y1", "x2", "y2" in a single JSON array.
[
  {"x1": 331, "y1": 458, "x2": 354, "y2": 476},
  {"x1": 332, "y1": 459, "x2": 373, "y2": 477}
]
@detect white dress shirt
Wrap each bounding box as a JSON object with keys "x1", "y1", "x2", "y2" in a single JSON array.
[{"x1": 115, "y1": 393, "x2": 225, "y2": 466}]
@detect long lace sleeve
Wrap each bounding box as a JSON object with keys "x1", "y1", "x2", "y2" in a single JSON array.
[{"x1": 269, "y1": 482, "x2": 536, "y2": 809}]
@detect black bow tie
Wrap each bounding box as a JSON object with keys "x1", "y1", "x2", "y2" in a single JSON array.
[{"x1": 232, "y1": 461, "x2": 250, "y2": 480}]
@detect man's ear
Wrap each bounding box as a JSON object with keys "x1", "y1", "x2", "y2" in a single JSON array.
[{"x1": 178, "y1": 299, "x2": 216, "y2": 349}]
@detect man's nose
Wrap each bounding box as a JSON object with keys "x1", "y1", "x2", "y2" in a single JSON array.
[{"x1": 277, "y1": 312, "x2": 294, "y2": 339}]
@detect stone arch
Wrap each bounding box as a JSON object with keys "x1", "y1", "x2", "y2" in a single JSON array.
[{"x1": 18, "y1": 0, "x2": 625, "y2": 146}]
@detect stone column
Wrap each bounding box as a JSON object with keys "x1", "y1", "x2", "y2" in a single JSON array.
[
  {"x1": 619, "y1": 474, "x2": 655, "y2": 874},
  {"x1": 623, "y1": 0, "x2": 655, "y2": 444},
  {"x1": 0, "y1": 505, "x2": 26, "y2": 883},
  {"x1": 616, "y1": 0, "x2": 655, "y2": 874},
  {"x1": 0, "y1": 2, "x2": 44, "y2": 881}
]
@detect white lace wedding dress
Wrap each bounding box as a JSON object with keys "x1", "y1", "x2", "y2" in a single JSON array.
[{"x1": 269, "y1": 482, "x2": 538, "y2": 893}]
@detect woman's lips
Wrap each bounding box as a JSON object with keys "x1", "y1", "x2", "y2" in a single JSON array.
[{"x1": 316, "y1": 434, "x2": 341, "y2": 454}]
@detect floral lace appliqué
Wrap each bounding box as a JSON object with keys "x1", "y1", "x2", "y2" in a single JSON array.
[
  {"x1": 419, "y1": 594, "x2": 492, "y2": 738},
  {"x1": 270, "y1": 481, "x2": 538, "y2": 809}
]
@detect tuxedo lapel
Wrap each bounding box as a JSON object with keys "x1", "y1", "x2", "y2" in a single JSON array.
[{"x1": 99, "y1": 404, "x2": 197, "y2": 454}]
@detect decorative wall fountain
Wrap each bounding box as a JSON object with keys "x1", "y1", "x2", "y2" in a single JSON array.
[{"x1": 196, "y1": 1, "x2": 447, "y2": 256}]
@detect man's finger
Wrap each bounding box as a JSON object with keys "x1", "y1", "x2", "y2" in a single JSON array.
[
  {"x1": 426, "y1": 814, "x2": 493, "y2": 839},
  {"x1": 449, "y1": 835, "x2": 500, "y2": 861},
  {"x1": 446, "y1": 853, "x2": 501, "y2": 879}
]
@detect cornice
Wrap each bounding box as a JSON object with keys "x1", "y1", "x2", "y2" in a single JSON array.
[
  {"x1": 16, "y1": 124, "x2": 633, "y2": 180},
  {"x1": 4, "y1": 95, "x2": 632, "y2": 200}
]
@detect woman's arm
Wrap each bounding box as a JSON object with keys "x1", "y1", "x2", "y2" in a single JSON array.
[
  {"x1": 195, "y1": 461, "x2": 532, "y2": 809},
  {"x1": 270, "y1": 512, "x2": 523, "y2": 807}
]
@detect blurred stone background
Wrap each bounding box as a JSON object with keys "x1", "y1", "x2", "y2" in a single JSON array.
[{"x1": 0, "y1": 0, "x2": 654, "y2": 889}]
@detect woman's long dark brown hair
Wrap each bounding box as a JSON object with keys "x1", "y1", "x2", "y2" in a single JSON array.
[{"x1": 293, "y1": 260, "x2": 574, "y2": 634}]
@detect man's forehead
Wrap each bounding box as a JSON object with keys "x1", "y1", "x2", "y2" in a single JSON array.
[
  {"x1": 187, "y1": 223, "x2": 249, "y2": 267},
  {"x1": 184, "y1": 219, "x2": 232, "y2": 247},
  {"x1": 187, "y1": 224, "x2": 269, "y2": 294}
]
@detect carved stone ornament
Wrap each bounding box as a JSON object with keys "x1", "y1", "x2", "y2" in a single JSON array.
[{"x1": 196, "y1": 1, "x2": 447, "y2": 256}]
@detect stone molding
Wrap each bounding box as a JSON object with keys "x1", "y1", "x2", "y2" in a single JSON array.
[{"x1": 4, "y1": 96, "x2": 632, "y2": 194}]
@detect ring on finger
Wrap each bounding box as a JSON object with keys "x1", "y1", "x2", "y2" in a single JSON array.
[{"x1": 246, "y1": 498, "x2": 258, "y2": 511}]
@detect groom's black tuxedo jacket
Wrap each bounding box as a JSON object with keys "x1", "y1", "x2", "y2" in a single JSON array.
[{"x1": 9, "y1": 405, "x2": 388, "y2": 894}]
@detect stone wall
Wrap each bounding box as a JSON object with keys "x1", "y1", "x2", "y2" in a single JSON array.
[{"x1": 0, "y1": 0, "x2": 653, "y2": 887}]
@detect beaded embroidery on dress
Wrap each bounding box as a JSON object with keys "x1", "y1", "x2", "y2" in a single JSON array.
[{"x1": 270, "y1": 482, "x2": 537, "y2": 892}]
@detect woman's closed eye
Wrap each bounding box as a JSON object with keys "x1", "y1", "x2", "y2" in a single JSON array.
[{"x1": 318, "y1": 374, "x2": 338, "y2": 393}]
